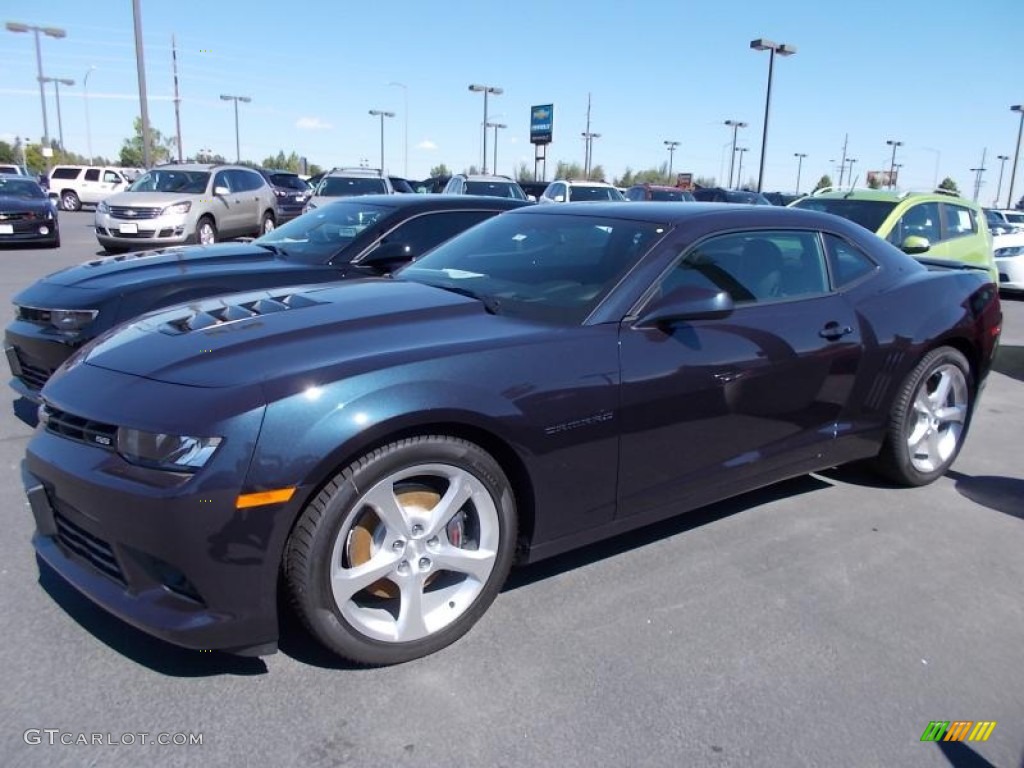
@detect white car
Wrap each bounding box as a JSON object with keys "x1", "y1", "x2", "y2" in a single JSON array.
[
  {"x1": 537, "y1": 179, "x2": 626, "y2": 203},
  {"x1": 993, "y1": 231, "x2": 1024, "y2": 291}
]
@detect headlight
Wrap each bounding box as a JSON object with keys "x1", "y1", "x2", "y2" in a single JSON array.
[
  {"x1": 994, "y1": 246, "x2": 1024, "y2": 258},
  {"x1": 116, "y1": 428, "x2": 222, "y2": 471},
  {"x1": 48, "y1": 308, "x2": 99, "y2": 331},
  {"x1": 162, "y1": 201, "x2": 192, "y2": 215},
  {"x1": 97, "y1": 200, "x2": 109, "y2": 214}
]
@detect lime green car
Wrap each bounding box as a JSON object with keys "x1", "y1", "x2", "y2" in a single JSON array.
[{"x1": 790, "y1": 189, "x2": 997, "y2": 282}]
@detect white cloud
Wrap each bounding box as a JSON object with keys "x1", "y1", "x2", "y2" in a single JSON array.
[
  {"x1": 417, "y1": 139, "x2": 438, "y2": 151},
  {"x1": 296, "y1": 117, "x2": 333, "y2": 131}
]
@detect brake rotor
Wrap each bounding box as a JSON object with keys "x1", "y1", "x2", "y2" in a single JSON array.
[{"x1": 346, "y1": 487, "x2": 442, "y2": 599}]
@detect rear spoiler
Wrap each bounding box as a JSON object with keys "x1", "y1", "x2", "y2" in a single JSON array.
[{"x1": 915, "y1": 257, "x2": 989, "y2": 274}]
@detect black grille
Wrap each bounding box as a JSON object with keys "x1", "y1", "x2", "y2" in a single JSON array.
[
  {"x1": 109, "y1": 229, "x2": 157, "y2": 238},
  {"x1": 0, "y1": 211, "x2": 36, "y2": 222},
  {"x1": 108, "y1": 206, "x2": 162, "y2": 220},
  {"x1": 54, "y1": 511, "x2": 125, "y2": 585},
  {"x1": 163, "y1": 292, "x2": 322, "y2": 334},
  {"x1": 17, "y1": 357, "x2": 51, "y2": 390},
  {"x1": 43, "y1": 406, "x2": 118, "y2": 450}
]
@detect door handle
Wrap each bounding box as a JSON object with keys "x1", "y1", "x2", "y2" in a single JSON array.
[{"x1": 819, "y1": 322, "x2": 854, "y2": 341}]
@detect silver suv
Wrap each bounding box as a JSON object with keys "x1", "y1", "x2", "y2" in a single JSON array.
[
  {"x1": 94, "y1": 163, "x2": 277, "y2": 252},
  {"x1": 304, "y1": 168, "x2": 393, "y2": 213}
]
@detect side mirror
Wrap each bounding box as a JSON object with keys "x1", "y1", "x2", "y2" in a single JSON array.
[
  {"x1": 214, "y1": 185, "x2": 230, "y2": 196},
  {"x1": 634, "y1": 286, "x2": 735, "y2": 329},
  {"x1": 527, "y1": 194, "x2": 537, "y2": 202},
  {"x1": 553, "y1": 194, "x2": 566, "y2": 203},
  {"x1": 356, "y1": 241, "x2": 416, "y2": 273},
  {"x1": 112, "y1": 178, "x2": 122, "y2": 185},
  {"x1": 900, "y1": 235, "x2": 930, "y2": 254}
]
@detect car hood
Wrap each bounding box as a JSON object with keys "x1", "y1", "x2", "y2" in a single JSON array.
[
  {"x1": 0, "y1": 196, "x2": 53, "y2": 213},
  {"x1": 68, "y1": 279, "x2": 544, "y2": 388},
  {"x1": 37, "y1": 242, "x2": 306, "y2": 290}
]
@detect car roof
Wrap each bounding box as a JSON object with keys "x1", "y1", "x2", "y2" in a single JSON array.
[
  {"x1": 459, "y1": 174, "x2": 517, "y2": 182},
  {"x1": 320, "y1": 193, "x2": 530, "y2": 211},
  {"x1": 325, "y1": 167, "x2": 384, "y2": 177},
  {"x1": 631, "y1": 184, "x2": 686, "y2": 191},
  {"x1": 809, "y1": 188, "x2": 978, "y2": 207},
  {"x1": 553, "y1": 179, "x2": 616, "y2": 187},
  {"x1": 504, "y1": 200, "x2": 848, "y2": 225}
]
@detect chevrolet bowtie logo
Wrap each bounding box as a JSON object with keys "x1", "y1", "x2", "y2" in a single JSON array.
[{"x1": 125, "y1": 210, "x2": 137, "y2": 217}]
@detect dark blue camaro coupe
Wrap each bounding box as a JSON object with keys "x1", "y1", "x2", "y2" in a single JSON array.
[{"x1": 23, "y1": 203, "x2": 1001, "y2": 664}]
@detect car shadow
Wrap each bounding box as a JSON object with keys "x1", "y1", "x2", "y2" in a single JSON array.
[
  {"x1": 816, "y1": 462, "x2": 906, "y2": 490},
  {"x1": 36, "y1": 557, "x2": 268, "y2": 677},
  {"x1": 993, "y1": 344, "x2": 1024, "y2": 383},
  {"x1": 503, "y1": 473, "x2": 831, "y2": 592},
  {"x1": 945, "y1": 469, "x2": 1024, "y2": 519},
  {"x1": 934, "y1": 739, "x2": 999, "y2": 768},
  {"x1": 13, "y1": 396, "x2": 39, "y2": 428}
]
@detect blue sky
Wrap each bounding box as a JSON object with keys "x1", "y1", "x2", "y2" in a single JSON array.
[{"x1": 2, "y1": 0, "x2": 1023, "y2": 198}]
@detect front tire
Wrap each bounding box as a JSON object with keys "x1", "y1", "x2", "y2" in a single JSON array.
[
  {"x1": 196, "y1": 216, "x2": 217, "y2": 245},
  {"x1": 284, "y1": 436, "x2": 517, "y2": 665},
  {"x1": 874, "y1": 346, "x2": 972, "y2": 486},
  {"x1": 61, "y1": 190, "x2": 81, "y2": 212}
]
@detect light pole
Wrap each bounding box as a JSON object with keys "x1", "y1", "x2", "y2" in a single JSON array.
[
  {"x1": 846, "y1": 158, "x2": 858, "y2": 188},
  {"x1": 6, "y1": 21, "x2": 67, "y2": 147},
  {"x1": 220, "y1": 94, "x2": 252, "y2": 163},
  {"x1": 1007, "y1": 105, "x2": 1024, "y2": 209},
  {"x1": 83, "y1": 66, "x2": 96, "y2": 162},
  {"x1": 581, "y1": 132, "x2": 601, "y2": 178},
  {"x1": 468, "y1": 84, "x2": 502, "y2": 173},
  {"x1": 388, "y1": 82, "x2": 408, "y2": 177},
  {"x1": 41, "y1": 77, "x2": 75, "y2": 151},
  {"x1": 724, "y1": 120, "x2": 747, "y2": 188},
  {"x1": 793, "y1": 152, "x2": 806, "y2": 194},
  {"x1": 664, "y1": 140, "x2": 680, "y2": 182},
  {"x1": 486, "y1": 122, "x2": 506, "y2": 176},
  {"x1": 886, "y1": 140, "x2": 903, "y2": 189},
  {"x1": 369, "y1": 109, "x2": 395, "y2": 173},
  {"x1": 750, "y1": 38, "x2": 797, "y2": 193},
  {"x1": 736, "y1": 147, "x2": 749, "y2": 188},
  {"x1": 995, "y1": 155, "x2": 1010, "y2": 208}
]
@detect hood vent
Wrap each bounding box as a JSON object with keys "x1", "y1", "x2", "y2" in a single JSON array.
[{"x1": 161, "y1": 291, "x2": 323, "y2": 334}]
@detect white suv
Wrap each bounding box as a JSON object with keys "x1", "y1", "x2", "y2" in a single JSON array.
[
  {"x1": 538, "y1": 179, "x2": 625, "y2": 203},
  {"x1": 304, "y1": 168, "x2": 393, "y2": 212},
  {"x1": 47, "y1": 165, "x2": 132, "y2": 211}
]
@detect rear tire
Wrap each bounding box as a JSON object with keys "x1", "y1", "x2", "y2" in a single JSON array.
[
  {"x1": 61, "y1": 190, "x2": 81, "y2": 212},
  {"x1": 873, "y1": 346, "x2": 972, "y2": 486},
  {"x1": 261, "y1": 211, "x2": 276, "y2": 235},
  {"x1": 284, "y1": 435, "x2": 517, "y2": 666}
]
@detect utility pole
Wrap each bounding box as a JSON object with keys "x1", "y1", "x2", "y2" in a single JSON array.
[
  {"x1": 172, "y1": 34, "x2": 183, "y2": 161},
  {"x1": 584, "y1": 92, "x2": 592, "y2": 177},
  {"x1": 970, "y1": 147, "x2": 987, "y2": 203},
  {"x1": 837, "y1": 133, "x2": 849, "y2": 188},
  {"x1": 995, "y1": 155, "x2": 1010, "y2": 208},
  {"x1": 132, "y1": 0, "x2": 152, "y2": 167}
]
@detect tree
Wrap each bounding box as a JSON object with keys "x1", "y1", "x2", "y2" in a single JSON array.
[
  {"x1": 516, "y1": 161, "x2": 533, "y2": 183},
  {"x1": 119, "y1": 117, "x2": 174, "y2": 167},
  {"x1": 193, "y1": 150, "x2": 227, "y2": 164},
  {"x1": 614, "y1": 167, "x2": 635, "y2": 187},
  {"x1": 938, "y1": 177, "x2": 959, "y2": 194},
  {"x1": 462, "y1": 164, "x2": 481, "y2": 175},
  {"x1": 308, "y1": 164, "x2": 323, "y2": 177},
  {"x1": 0, "y1": 141, "x2": 15, "y2": 164},
  {"x1": 429, "y1": 163, "x2": 451, "y2": 178},
  {"x1": 813, "y1": 174, "x2": 832, "y2": 192},
  {"x1": 261, "y1": 150, "x2": 304, "y2": 172}
]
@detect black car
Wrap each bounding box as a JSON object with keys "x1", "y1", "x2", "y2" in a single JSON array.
[
  {"x1": 22, "y1": 202, "x2": 1001, "y2": 665},
  {"x1": 5, "y1": 195, "x2": 528, "y2": 400},
  {"x1": 0, "y1": 174, "x2": 60, "y2": 248},
  {"x1": 389, "y1": 177, "x2": 415, "y2": 194},
  {"x1": 693, "y1": 187, "x2": 773, "y2": 205},
  {"x1": 256, "y1": 169, "x2": 311, "y2": 224}
]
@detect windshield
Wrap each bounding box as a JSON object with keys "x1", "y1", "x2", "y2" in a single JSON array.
[
  {"x1": 254, "y1": 200, "x2": 392, "y2": 263},
  {"x1": 269, "y1": 173, "x2": 308, "y2": 191},
  {"x1": 396, "y1": 211, "x2": 667, "y2": 324},
  {"x1": 568, "y1": 186, "x2": 625, "y2": 202},
  {"x1": 791, "y1": 198, "x2": 898, "y2": 233},
  {"x1": 128, "y1": 170, "x2": 210, "y2": 194},
  {"x1": 316, "y1": 177, "x2": 389, "y2": 197},
  {"x1": 464, "y1": 181, "x2": 527, "y2": 200},
  {"x1": 649, "y1": 189, "x2": 693, "y2": 202},
  {"x1": 0, "y1": 178, "x2": 46, "y2": 199}
]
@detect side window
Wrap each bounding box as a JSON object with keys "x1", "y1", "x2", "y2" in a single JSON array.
[
  {"x1": 51, "y1": 168, "x2": 81, "y2": 180},
  {"x1": 374, "y1": 211, "x2": 495, "y2": 258},
  {"x1": 246, "y1": 170, "x2": 267, "y2": 191},
  {"x1": 824, "y1": 234, "x2": 878, "y2": 288},
  {"x1": 213, "y1": 171, "x2": 232, "y2": 193},
  {"x1": 888, "y1": 202, "x2": 941, "y2": 245},
  {"x1": 102, "y1": 170, "x2": 121, "y2": 183},
  {"x1": 84, "y1": 169, "x2": 100, "y2": 181},
  {"x1": 658, "y1": 230, "x2": 829, "y2": 304},
  {"x1": 942, "y1": 204, "x2": 977, "y2": 239}
]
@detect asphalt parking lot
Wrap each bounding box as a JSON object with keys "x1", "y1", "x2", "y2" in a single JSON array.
[{"x1": 1, "y1": 212, "x2": 1022, "y2": 768}]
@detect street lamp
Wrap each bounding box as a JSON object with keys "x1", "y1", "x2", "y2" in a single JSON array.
[
  {"x1": 736, "y1": 147, "x2": 749, "y2": 188},
  {"x1": 1007, "y1": 105, "x2": 1024, "y2": 209},
  {"x1": 6, "y1": 21, "x2": 67, "y2": 147},
  {"x1": 387, "y1": 82, "x2": 408, "y2": 177},
  {"x1": 468, "y1": 84, "x2": 502, "y2": 173},
  {"x1": 83, "y1": 66, "x2": 97, "y2": 162},
  {"x1": 581, "y1": 132, "x2": 601, "y2": 178},
  {"x1": 486, "y1": 122, "x2": 506, "y2": 176},
  {"x1": 220, "y1": 94, "x2": 252, "y2": 163},
  {"x1": 846, "y1": 158, "x2": 858, "y2": 188},
  {"x1": 886, "y1": 140, "x2": 903, "y2": 189},
  {"x1": 369, "y1": 109, "x2": 395, "y2": 173},
  {"x1": 724, "y1": 120, "x2": 747, "y2": 188},
  {"x1": 750, "y1": 38, "x2": 797, "y2": 193},
  {"x1": 995, "y1": 155, "x2": 1010, "y2": 208},
  {"x1": 793, "y1": 152, "x2": 807, "y2": 195},
  {"x1": 664, "y1": 140, "x2": 680, "y2": 182},
  {"x1": 40, "y1": 77, "x2": 75, "y2": 151}
]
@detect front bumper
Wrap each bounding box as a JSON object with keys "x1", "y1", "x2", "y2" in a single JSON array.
[
  {"x1": 24, "y1": 368, "x2": 289, "y2": 655},
  {"x1": 0, "y1": 216, "x2": 58, "y2": 244},
  {"x1": 995, "y1": 253, "x2": 1024, "y2": 291},
  {"x1": 4, "y1": 320, "x2": 87, "y2": 397},
  {"x1": 94, "y1": 209, "x2": 192, "y2": 249}
]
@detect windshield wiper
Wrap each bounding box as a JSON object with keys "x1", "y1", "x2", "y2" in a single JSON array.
[{"x1": 430, "y1": 284, "x2": 502, "y2": 314}]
